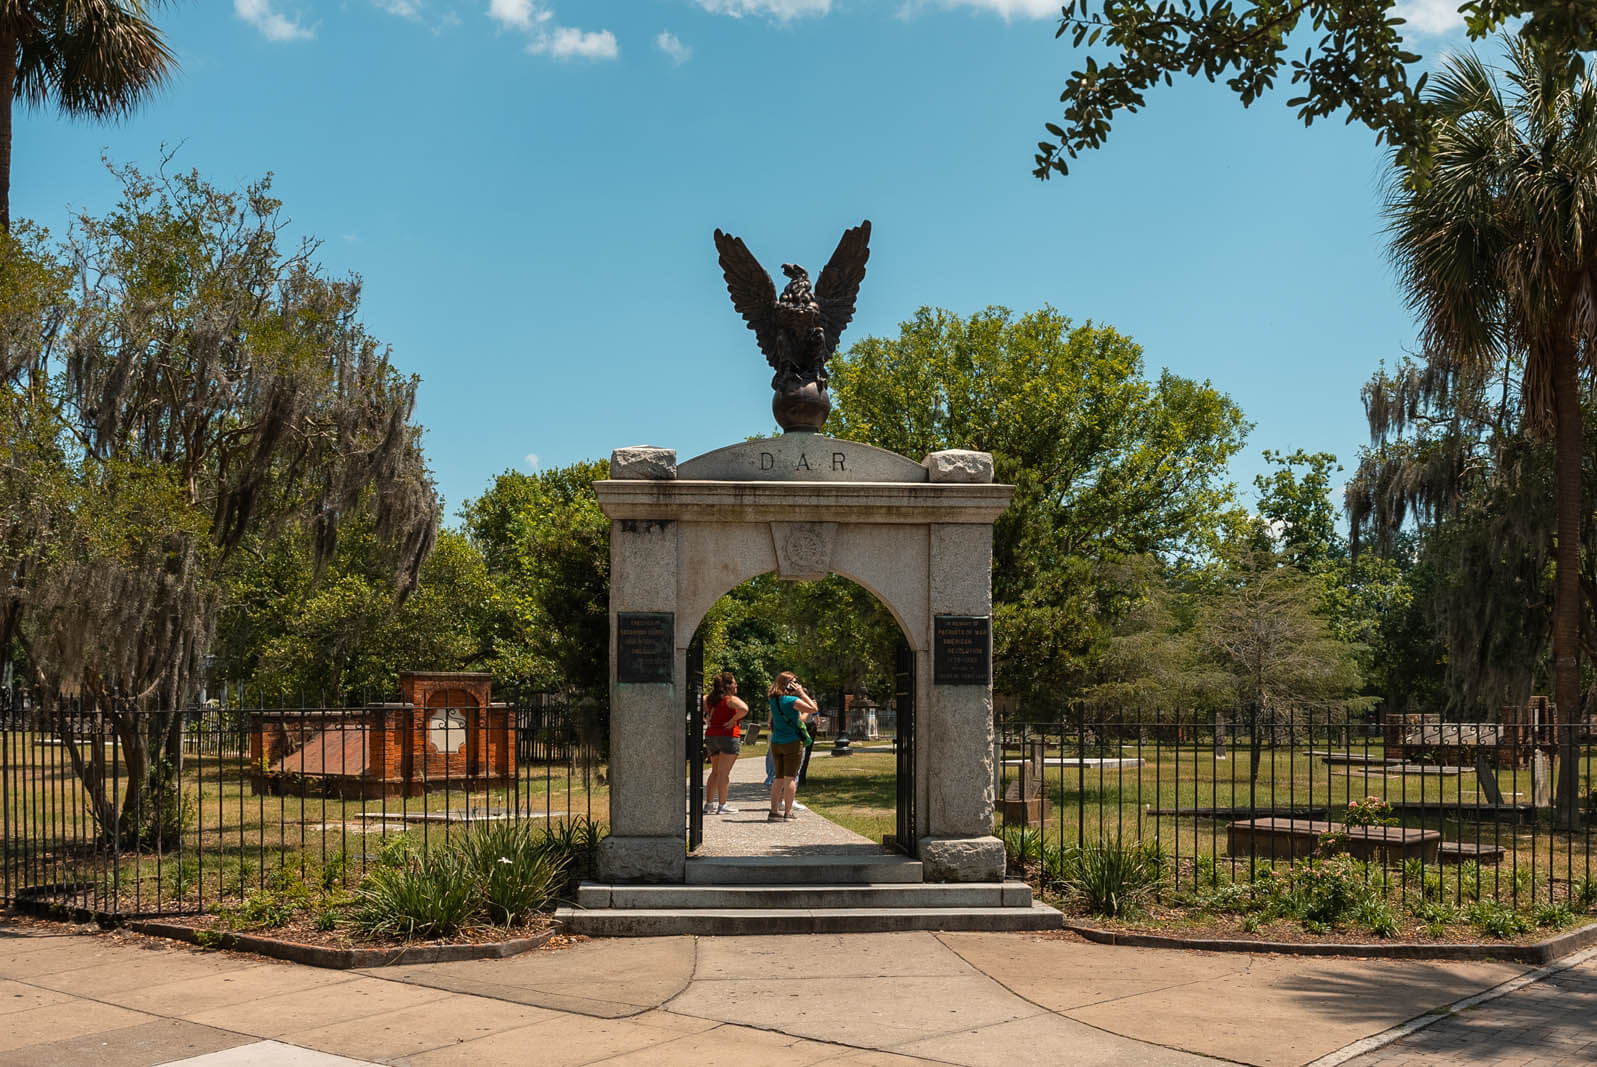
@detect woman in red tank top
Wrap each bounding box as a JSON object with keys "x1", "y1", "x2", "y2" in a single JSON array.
[{"x1": 703, "y1": 672, "x2": 749, "y2": 815}]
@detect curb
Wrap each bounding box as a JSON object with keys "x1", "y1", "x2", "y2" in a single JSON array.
[
  {"x1": 1062, "y1": 918, "x2": 1597, "y2": 964},
  {"x1": 123, "y1": 919, "x2": 553, "y2": 969}
]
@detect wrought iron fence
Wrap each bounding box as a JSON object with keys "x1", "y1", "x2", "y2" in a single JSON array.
[
  {"x1": 0, "y1": 691, "x2": 608, "y2": 921},
  {"x1": 995, "y1": 704, "x2": 1597, "y2": 910}
]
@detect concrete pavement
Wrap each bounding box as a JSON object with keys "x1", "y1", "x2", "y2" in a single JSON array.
[{"x1": 0, "y1": 912, "x2": 1556, "y2": 1067}]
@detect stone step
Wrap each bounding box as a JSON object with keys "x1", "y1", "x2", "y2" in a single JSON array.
[
  {"x1": 684, "y1": 855, "x2": 922, "y2": 885},
  {"x1": 577, "y1": 881, "x2": 1033, "y2": 910},
  {"x1": 554, "y1": 902, "x2": 1064, "y2": 937}
]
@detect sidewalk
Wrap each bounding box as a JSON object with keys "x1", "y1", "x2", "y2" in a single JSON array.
[
  {"x1": 0, "y1": 911, "x2": 1550, "y2": 1066},
  {"x1": 691, "y1": 746, "x2": 886, "y2": 858}
]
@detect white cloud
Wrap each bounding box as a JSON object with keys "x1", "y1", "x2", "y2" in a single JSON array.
[
  {"x1": 523, "y1": 452, "x2": 540, "y2": 469},
  {"x1": 1394, "y1": 0, "x2": 1466, "y2": 35},
  {"x1": 530, "y1": 25, "x2": 619, "y2": 59},
  {"x1": 487, "y1": 0, "x2": 543, "y2": 29},
  {"x1": 374, "y1": 0, "x2": 422, "y2": 19},
  {"x1": 696, "y1": 0, "x2": 831, "y2": 19},
  {"x1": 489, "y1": 4, "x2": 617, "y2": 61},
  {"x1": 656, "y1": 31, "x2": 691, "y2": 64},
  {"x1": 234, "y1": 0, "x2": 313, "y2": 41}
]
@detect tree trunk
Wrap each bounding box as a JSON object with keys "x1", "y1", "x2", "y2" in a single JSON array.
[
  {"x1": 0, "y1": 30, "x2": 14, "y2": 233},
  {"x1": 1552, "y1": 341, "x2": 1584, "y2": 831}
]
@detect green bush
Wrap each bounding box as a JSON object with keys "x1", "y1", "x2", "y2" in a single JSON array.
[
  {"x1": 1467, "y1": 899, "x2": 1532, "y2": 939},
  {"x1": 535, "y1": 818, "x2": 605, "y2": 891},
  {"x1": 320, "y1": 852, "x2": 349, "y2": 891},
  {"x1": 456, "y1": 822, "x2": 567, "y2": 925},
  {"x1": 1271, "y1": 856, "x2": 1372, "y2": 927},
  {"x1": 1410, "y1": 901, "x2": 1461, "y2": 939},
  {"x1": 353, "y1": 849, "x2": 475, "y2": 939},
  {"x1": 1530, "y1": 900, "x2": 1577, "y2": 929},
  {"x1": 375, "y1": 833, "x2": 416, "y2": 870},
  {"x1": 235, "y1": 889, "x2": 297, "y2": 929},
  {"x1": 1058, "y1": 840, "x2": 1164, "y2": 918}
]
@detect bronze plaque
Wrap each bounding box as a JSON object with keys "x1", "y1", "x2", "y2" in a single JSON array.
[
  {"x1": 934, "y1": 615, "x2": 990, "y2": 685},
  {"x1": 617, "y1": 612, "x2": 674, "y2": 683}
]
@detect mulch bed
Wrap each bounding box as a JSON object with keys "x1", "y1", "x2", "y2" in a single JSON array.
[
  {"x1": 3, "y1": 904, "x2": 584, "y2": 969},
  {"x1": 1039, "y1": 904, "x2": 1597, "y2": 963}
]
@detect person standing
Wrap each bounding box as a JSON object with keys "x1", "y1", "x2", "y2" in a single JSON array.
[
  {"x1": 766, "y1": 671, "x2": 816, "y2": 821},
  {"x1": 703, "y1": 672, "x2": 748, "y2": 815}
]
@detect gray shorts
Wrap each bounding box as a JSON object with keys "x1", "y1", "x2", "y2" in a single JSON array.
[{"x1": 705, "y1": 734, "x2": 742, "y2": 756}]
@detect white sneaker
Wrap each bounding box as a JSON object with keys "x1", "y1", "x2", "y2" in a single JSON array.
[
  {"x1": 791, "y1": 802, "x2": 806, "y2": 810},
  {"x1": 702, "y1": 802, "x2": 717, "y2": 814},
  {"x1": 716, "y1": 804, "x2": 739, "y2": 814}
]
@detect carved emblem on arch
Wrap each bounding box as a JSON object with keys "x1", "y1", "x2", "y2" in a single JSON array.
[{"x1": 770, "y1": 521, "x2": 838, "y2": 580}]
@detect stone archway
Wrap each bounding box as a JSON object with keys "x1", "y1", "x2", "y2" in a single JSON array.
[{"x1": 594, "y1": 434, "x2": 1012, "y2": 885}]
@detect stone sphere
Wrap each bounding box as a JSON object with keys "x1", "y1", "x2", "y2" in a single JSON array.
[{"x1": 773, "y1": 380, "x2": 830, "y2": 432}]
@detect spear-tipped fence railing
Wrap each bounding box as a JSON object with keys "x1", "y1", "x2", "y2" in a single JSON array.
[
  {"x1": 995, "y1": 703, "x2": 1596, "y2": 910},
  {"x1": 0, "y1": 688, "x2": 608, "y2": 921}
]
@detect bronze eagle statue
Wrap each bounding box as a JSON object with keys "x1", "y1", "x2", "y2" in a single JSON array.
[{"x1": 714, "y1": 221, "x2": 871, "y2": 432}]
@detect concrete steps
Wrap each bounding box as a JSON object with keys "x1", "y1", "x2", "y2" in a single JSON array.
[
  {"x1": 578, "y1": 881, "x2": 1034, "y2": 910},
  {"x1": 554, "y1": 902, "x2": 1064, "y2": 936},
  {"x1": 559, "y1": 864, "x2": 1063, "y2": 936},
  {"x1": 684, "y1": 854, "x2": 923, "y2": 885}
]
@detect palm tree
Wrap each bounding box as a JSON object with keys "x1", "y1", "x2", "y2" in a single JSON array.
[
  {"x1": 1385, "y1": 36, "x2": 1597, "y2": 828},
  {"x1": 0, "y1": 1, "x2": 174, "y2": 231}
]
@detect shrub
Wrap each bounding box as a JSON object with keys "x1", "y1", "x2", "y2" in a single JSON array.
[
  {"x1": 1402, "y1": 858, "x2": 1445, "y2": 902},
  {"x1": 1467, "y1": 899, "x2": 1532, "y2": 939},
  {"x1": 1058, "y1": 840, "x2": 1164, "y2": 918},
  {"x1": 1410, "y1": 901, "x2": 1461, "y2": 938},
  {"x1": 235, "y1": 889, "x2": 297, "y2": 929},
  {"x1": 1572, "y1": 877, "x2": 1597, "y2": 909},
  {"x1": 536, "y1": 818, "x2": 606, "y2": 891},
  {"x1": 320, "y1": 852, "x2": 349, "y2": 891},
  {"x1": 456, "y1": 822, "x2": 566, "y2": 925},
  {"x1": 1341, "y1": 796, "x2": 1396, "y2": 828},
  {"x1": 1274, "y1": 856, "x2": 1372, "y2": 927},
  {"x1": 375, "y1": 833, "x2": 416, "y2": 870},
  {"x1": 1530, "y1": 901, "x2": 1577, "y2": 929},
  {"x1": 353, "y1": 848, "x2": 475, "y2": 939},
  {"x1": 1356, "y1": 897, "x2": 1400, "y2": 938}
]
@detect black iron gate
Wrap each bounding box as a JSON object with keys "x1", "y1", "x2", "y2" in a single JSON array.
[
  {"x1": 894, "y1": 641, "x2": 917, "y2": 856},
  {"x1": 686, "y1": 637, "x2": 705, "y2": 851}
]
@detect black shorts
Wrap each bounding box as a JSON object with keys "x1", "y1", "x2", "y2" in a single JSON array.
[{"x1": 705, "y1": 734, "x2": 741, "y2": 756}]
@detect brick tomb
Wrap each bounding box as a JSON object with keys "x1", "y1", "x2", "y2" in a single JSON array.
[{"x1": 250, "y1": 672, "x2": 513, "y2": 797}]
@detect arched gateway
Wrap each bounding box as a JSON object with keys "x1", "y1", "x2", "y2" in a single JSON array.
[{"x1": 594, "y1": 432, "x2": 1013, "y2": 884}]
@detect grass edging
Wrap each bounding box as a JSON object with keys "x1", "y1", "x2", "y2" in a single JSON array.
[
  {"x1": 1061, "y1": 918, "x2": 1597, "y2": 964},
  {"x1": 124, "y1": 918, "x2": 553, "y2": 969}
]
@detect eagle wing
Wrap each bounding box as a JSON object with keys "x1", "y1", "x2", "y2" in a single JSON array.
[
  {"x1": 814, "y1": 220, "x2": 871, "y2": 353},
  {"x1": 714, "y1": 229, "x2": 780, "y2": 367}
]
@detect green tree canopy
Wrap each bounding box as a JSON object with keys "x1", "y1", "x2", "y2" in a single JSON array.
[
  {"x1": 0, "y1": 162, "x2": 438, "y2": 843},
  {"x1": 462, "y1": 461, "x2": 611, "y2": 696},
  {"x1": 1033, "y1": 2, "x2": 1596, "y2": 181},
  {"x1": 829, "y1": 305, "x2": 1249, "y2": 710}
]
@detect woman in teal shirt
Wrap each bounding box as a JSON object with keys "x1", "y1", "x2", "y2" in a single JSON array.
[{"x1": 766, "y1": 671, "x2": 817, "y2": 821}]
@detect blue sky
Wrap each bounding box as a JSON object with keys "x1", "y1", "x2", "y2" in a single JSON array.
[{"x1": 25, "y1": 0, "x2": 1471, "y2": 520}]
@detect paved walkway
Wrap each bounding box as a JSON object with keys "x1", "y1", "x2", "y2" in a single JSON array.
[
  {"x1": 1342, "y1": 952, "x2": 1597, "y2": 1066},
  {"x1": 0, "y1": 911, "x2": 1561, "y2": 1067},
  {"x1": 692, "y1": 747, "x2": 890, "y2": 858}
]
